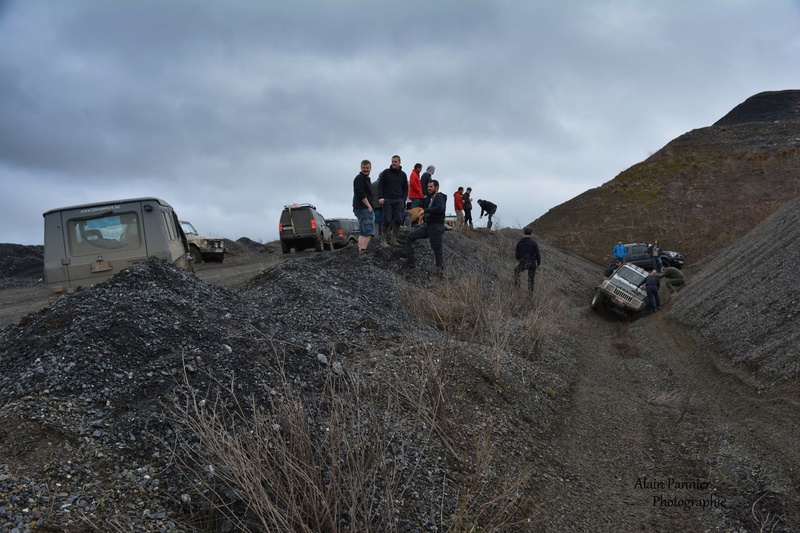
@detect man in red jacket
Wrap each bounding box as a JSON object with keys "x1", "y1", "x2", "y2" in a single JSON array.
[
  {"x1": 454, "y1": 187, "x2": 464, "y2": 230},
  {"x1": 408, "y1": 163, "x2": 424, "y2": 209}
]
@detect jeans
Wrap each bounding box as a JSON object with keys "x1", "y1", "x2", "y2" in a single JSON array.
[
  {"x1": 464, "y1": 208, "x2": 473, "y2": 228},
  {"x1": 353, "y1": 208, "x2": 375, "y2": 236},
  {"x1": 646, "y1": 286, "x2": 661, "y2": 311},
  {"x1": 514, "y1": 260, "x2": 537, "y2": 292},
  {"x1": 405, "y1": 223, "x2": 445, "y2": 269},
  {"x1": 651, "y1": 256, "x2": 663, "y2": 271},
  {"x1": 383, "y1": 198, "x2": 405, "y2": 227}
]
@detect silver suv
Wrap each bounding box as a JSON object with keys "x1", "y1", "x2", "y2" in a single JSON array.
[
  {"x1": 591, "y1": 263, "x2": 648, "y2": 316},
  {"x1": 180, "y1": 220, "x2": 226, "y2": 263}
]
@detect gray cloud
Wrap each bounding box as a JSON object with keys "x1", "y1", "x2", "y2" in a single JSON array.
[{"x1": 1, "y1": 0, "x2": 798, "y2": 245}]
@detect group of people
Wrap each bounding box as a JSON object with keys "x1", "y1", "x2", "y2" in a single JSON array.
[
  {"x1": 608, "y1": 238, "x2": 686, "y2": 313},
  {"x1": 351, "y1": 156, "x2": 447, "y2": 273},
  {"x1": 352, "y1": 156, "x2": 525, "y2": 283}
]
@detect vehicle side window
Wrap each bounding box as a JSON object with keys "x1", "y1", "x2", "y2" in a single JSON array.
[
  {"x1": 631, "y1": 245, "x2": 647, "y2": 255},
  {"x1": 163, "y1": 211, "x2": 177, "y2": 241}
]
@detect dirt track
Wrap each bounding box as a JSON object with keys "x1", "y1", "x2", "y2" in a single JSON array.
[
  {"x1": 533, "y1": 296, "x2": 799, "y2": 531},
  {"x1": 2, "y1": 245, "x2": 797, "y2": 531}
]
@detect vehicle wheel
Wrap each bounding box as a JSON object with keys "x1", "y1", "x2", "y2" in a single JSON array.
[
  {"x1": 325, "y1": 238, "x2": 334, "y2": 251},
  {"x1": 348, "y1": 237, "x2": 357, "y2": 247},
  {"x1": 661, "y1": 259, "x2": 671, "y2": 269},
  {"x1": 281, "y1": 242, "x2": 291, "y2": 254},
  {"x1": 315, "y1": 235, "x2": 324, "y2": 252},
  {"x1": 189, "y1": 246, "x2": 203, "y2": 264},
  {"x1": 590, "y1": 290, "x2": 605, "y2": 311}
]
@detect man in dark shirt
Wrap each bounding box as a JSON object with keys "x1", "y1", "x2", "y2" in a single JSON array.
[
  {"x1": 404, "y1": 180, "x2": 447, "y2": 274},
  {"x1": 514, "y1": 227, "x2": 542, "y2": 292},
  {"x1": 637, "y1": 270, "x2": 662, "y2": 312},
  {"x1": 352, "y1": 159, "x2": 374, "y2": 253},
  {"x1": 477, "y1": 199, "x2": 498, "y2": 230},
  {"x1": 377, "y1": 155, "x2": 409, "y2": 247}
]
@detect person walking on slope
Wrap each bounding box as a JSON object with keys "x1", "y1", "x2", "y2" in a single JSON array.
[
  {"x1": 405, "y1": 180, "x2": 447, "y2": 274},
  {"x1": 453, "y1": 187, "x2": 465, "y2": 230},
  {"x1": 636, "y1": 269, "x2": 662, "y2": 312},
  {"x1": 613, "y1": 239, "x2": 627, "y2": 262},
  {"x1": 477, "y1": 199, "x2": 498, "y2": 230},
  {"x1": 462, "y1": 187, "x2": 474, "y2": 229},
  {"x1": 514, "y1": 227, "x2": 541, "y2": 292},
  {"x1": 352, "y1": 159, "x2": 374, "y2": 254},
  {"x1": 377, "y1": 155, "x2": 409, "y2": 247}
]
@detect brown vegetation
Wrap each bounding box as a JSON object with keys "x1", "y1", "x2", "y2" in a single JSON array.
[{"x1": 530, "y1": 90, "x2": 800, "y2": 266}]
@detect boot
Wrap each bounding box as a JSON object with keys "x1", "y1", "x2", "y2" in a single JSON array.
[
  {"x1": 381, "y1": 226, "x2": 390, "y2": 248},
  {"x1": 487, "y1": 220, "x2": 493, "y2": 231},
  {"x1": 392, "y1": 225, "x2": 400, "y2": 246}
]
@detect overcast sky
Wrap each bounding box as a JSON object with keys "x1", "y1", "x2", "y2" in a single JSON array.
[{"x1": 1, "y1": 1, "x2": 799, "y2": 245}]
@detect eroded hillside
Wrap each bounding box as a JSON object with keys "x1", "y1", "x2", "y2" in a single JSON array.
[{"x1": 530, "y1": 90, "x2": 800, "y2": 266}]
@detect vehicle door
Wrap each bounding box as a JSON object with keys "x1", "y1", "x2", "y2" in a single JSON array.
[{"x1": 627, "y1": 244, "x2": 650, "y2": 267}]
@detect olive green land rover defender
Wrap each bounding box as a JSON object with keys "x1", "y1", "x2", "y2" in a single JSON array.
[{"x1": 43, "y1": 198, "x2": 191, "y2": 297}]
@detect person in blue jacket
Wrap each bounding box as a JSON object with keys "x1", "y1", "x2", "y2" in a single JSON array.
[{"x1": 613, "y1": 239, "x2": 627, "y2": 262}]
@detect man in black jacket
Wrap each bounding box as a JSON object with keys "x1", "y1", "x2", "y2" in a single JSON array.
[
  {"x1": 377, "y1": 155, "x2": 409, "y2": 247},
  {"x1": 477, "y1": 199, "x2": 498, "y2": 230},
  {"x1": 636, "y1": 270, "x2": 662, "y2": 312},
  {"x1": 404, "y1": 180, "x2": 447, "y2": 273},
  {"x1": 514, "y1": 227, "x2": 541, "y2": 292}
]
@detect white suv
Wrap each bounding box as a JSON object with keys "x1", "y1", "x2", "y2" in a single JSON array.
[{"x1": 180, "y1": 220, "x2": 226, "y2": 263}]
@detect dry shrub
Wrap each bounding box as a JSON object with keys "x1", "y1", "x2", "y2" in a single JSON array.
[
  {"x1": 404, "y1": 231, "x2": 565, "y2": 376},
  {"x1": 172, "y1": 356, "x2": 401, "y2": 532}
]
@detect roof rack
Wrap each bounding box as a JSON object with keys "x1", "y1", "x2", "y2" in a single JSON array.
[{"x1": 283, "y1": 203, "x2": 317, "y2": 210}]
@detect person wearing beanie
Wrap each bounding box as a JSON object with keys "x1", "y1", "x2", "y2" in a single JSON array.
[{"x1": 420, "y1": 165, "x2": 435, "y2": 199}]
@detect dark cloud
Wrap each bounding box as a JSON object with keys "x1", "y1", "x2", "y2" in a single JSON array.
[{"x1": 1, "y1": 0, "x2": 798, "y2": 245}]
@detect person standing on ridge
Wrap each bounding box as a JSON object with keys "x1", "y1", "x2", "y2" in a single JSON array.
[
  {"x1": 454, "y1": 187, "x2": 464, "y2": 230},
  {"x1": 377, "y1": 155, "x2": 409, "y2": 247},
  {"x1": 462, "y1": 187, "x2": 473, "y2": 229},
  {"x1": 420, "y1": 165, "x2": 435, "y2": 199},
  {"x1": 408, "y1": 163, "x2": 424, "y2": 209},
  {"x1": 352, "y1": 159, "x2": 374, "y2": 254}
]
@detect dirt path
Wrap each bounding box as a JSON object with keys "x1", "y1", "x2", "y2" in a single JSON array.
[
  {"x1": 534, "y1": 296, "x2": 799, "y2": 531},
  {"x1": 0, "y1": 250, "x2": 292, "y2": 328}
]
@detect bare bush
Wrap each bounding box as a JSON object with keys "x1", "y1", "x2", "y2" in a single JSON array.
[{"x1": 173, "y1": 350, "x2": 402, "y2": 532}]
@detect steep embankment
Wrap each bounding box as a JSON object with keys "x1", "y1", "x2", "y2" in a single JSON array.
[
  {"x1": 666, "y1": 193, "x2": 800, "y2": 388},
  {"x1": 530, "y1": 90, "x2": 800, "y2": 266}
]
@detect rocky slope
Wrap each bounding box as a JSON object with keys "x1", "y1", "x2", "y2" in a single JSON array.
[
  {"x1": 529, "y1": 90, "x2": 800, "y2": 266},
  {"x1": 1, "y1": 217, "x2": 798, "y2": 531}
]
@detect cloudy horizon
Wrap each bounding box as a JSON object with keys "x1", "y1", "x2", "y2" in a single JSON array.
[{"x1": 1, "y1": 0, "x2": 799, "y2": 245}]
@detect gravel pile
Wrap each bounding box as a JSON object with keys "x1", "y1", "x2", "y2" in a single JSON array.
[
  {"x1": 0, "y1": 244, "x2": 43, "y2": 289},
  {"x1": 0, "y1": 231, "x2": 576, "y2": 531},
  {"x1": 667, "y1": 194, "x2": 800, "y2": 388}
]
